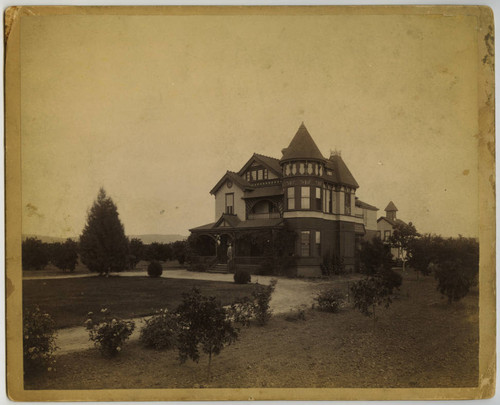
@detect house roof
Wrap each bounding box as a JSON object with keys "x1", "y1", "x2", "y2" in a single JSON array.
[
  {"x1": 280, "y1": 123, "x2": 325, "y2": 162},
  {"x1": 190, "y1": 217, "x2": 284, "y2": 232},
  {"x1": 243, "y1": 185, "x2": 283, "y2": 199},
  {"x1": 354, "y1": 223, "x2": 366, "y2": 235},
  {"x1": 355, "y1": 199, "x2": 378, "y2": 211},
  {"x1": 238, "y1": 153, "x2": 282, "y2": 177},
  {"x1": 325, "y1": 155, "x2": 359, "y2": 188},
  {"x1": 209, "y1": 171, "x2": 254, "y2": 195},
  {"x1": 254, "y1": 154, "x2": 282, "y2": 175},
  {"x1": 235, "y1": 218, "x2": 284, "y2": 229},
  {"x1": 385, "y1": 201, "x2": 398, "y2": 212},
  {"x1": 377, "y1": 217, "x2": 407, "y2": 227}
]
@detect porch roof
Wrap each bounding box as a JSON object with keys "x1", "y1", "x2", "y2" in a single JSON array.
[
  {"x1": 242, "y1": 185, "x2": 283, "y2": 199},
  {"x1": 190, "y1": 217, "x2": 284, "y2": 233}
]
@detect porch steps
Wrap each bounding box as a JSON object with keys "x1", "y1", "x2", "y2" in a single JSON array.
[{"x1": 208, "y1": 264, "x2": 229, "y2": 274}]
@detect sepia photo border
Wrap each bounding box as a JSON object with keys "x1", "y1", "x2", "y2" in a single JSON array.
[{"x1": 5, "y1": 5, "x2": 496, "y2": 401}]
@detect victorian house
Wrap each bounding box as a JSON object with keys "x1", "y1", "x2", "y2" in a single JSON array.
[{"x1": 189, "y1": 123, "x2": 378, "y2": 277}]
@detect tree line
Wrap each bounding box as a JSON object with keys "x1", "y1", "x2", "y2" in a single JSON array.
[
  {"x1": 22, "y1": 237, "x2": 188, "y2": 272},
  {"x1": 22, "y1": 189, "x2": 187, "y2": 273},
  {"x1": 368, "y1": 221, "x2": 479, "y2": 304}
]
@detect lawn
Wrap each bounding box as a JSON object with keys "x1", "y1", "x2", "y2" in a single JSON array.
[
  {"x1": 22, "y1": 260, "x2": 184, "y2": 278},
  {"x1": 25, "y1": 273, "x2": 479, "y2": 389},
  {"x1": 23, "y1": 276, "x2": 255, "y2": 329}
]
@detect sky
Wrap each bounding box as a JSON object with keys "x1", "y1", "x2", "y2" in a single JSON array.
[{"x1": 20, "y1": 11, "x2": 480, "y2": 239}]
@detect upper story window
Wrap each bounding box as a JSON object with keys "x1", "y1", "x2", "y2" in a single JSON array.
[
  {"x1": 246, "y1": 168, "x2": 268, "y2": 182},
  {"x1": 315, "y1": 187, "x2": 322, "y2": 210},
  {"x1": 287, "y1": 187, "x2": 295, "y2": 210},
  {"x1": 225, "y1": 193, "x2": 234, "y2": 214},
  {"x1": 344, "y1": 191, "x2": 351, "y2": 215},
  {"x1": 324, "y1": 188, "x2": 332, "y2": 213},
  {"x1": 318, "y1": 165, "x2": 323, "y2": 176},
  {"x1": 301, "y1": 186, "x2": 310, "y2": 209},
  {"x1": 384, "y1": 230, "x2": 391, "y2": 241}
]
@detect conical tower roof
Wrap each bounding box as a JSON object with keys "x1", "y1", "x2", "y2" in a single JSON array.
[
  {"x1": 280, "y1": 123, "x2": 324, "y2": 162},
  {"x1": 385, "y1": 201, "x2": 398, "y2": 212}
]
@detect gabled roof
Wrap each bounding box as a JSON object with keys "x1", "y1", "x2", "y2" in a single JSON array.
[
  {"x1": 355, "y1": 199, "x2": 378, "y2": 211},
  {"x1": 237, "y1": 153, "x2": 282, "y2": 177},
  {"x1": 214, "y1": 213, "x2": 241, "y2": 228},
  {"x1": 385, "y1": 201, "x2": 398, "y2": 212},
  {"x1": 210, "y1": 171, "x2": 254, "y2": 195},
  {"x1": 377, "y1": 217, "x2": 407, "y2": 227},
  {"x1": 280, "y1": 123, "x2": 325, "y2": 162},
  {"x1": 325, "y1": 155, "x2": 359, "y2": 188}
]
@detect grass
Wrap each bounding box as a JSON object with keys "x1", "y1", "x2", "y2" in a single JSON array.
[
  {"x1": 25, "y1": 273, "x2": 478, "y2": 389},
  {"x1": 23, "y1": 276, "x2": 254, "y2": 329}
]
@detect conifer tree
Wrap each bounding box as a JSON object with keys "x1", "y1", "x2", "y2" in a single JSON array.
[{"x1": 79, "y1": 188, "x2": 129, "y2": 276}]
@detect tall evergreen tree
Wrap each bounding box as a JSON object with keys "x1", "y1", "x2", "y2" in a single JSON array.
[{"x1": 79, "y1": 188, "x2": 129, "y2": 276}]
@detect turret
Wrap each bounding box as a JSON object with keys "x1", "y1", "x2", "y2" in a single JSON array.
[{"x1": 384, "y1": 201, "x2": 398, "y2": 221}]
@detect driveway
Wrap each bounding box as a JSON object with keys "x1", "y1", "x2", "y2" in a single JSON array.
[{"x1": 25, "y1": 269, "x2": 340, "y2": 355}]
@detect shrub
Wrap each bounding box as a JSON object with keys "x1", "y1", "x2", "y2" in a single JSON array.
[
  {"x1": 234, "y1": 269, "x2": 251, "y2": 284},
  {"x1": 380, "y1": 268, "x2": 403, "y2": 293},
  {"x1": 314, "y1": 288, "x2": 346, "y2": 313},
  {"x1": 359, "y1": 238, "x2": 393, "y2": 275},
  {"x1": 147, "y1": 261, "x2": 163, "y2": 277},
  {"x1": 227, "y1": 296, "x2": 255, "y2": 327},
  {"x1": 23, "y1": 307, "x2": 58, "y2": 376},
  {"x1": 350, "y1": 275, "x2": 399, "y2": 318},
  {"x1": 252, "y1": 279, "x2": 277, "y2": 326},
  {"x1": 140, "y1": 309, "x2": 178, "y2": 350},
  {"x1": 85, "y1": 308, "x2": 135, "y2": 357},
  {"x1": 176, "y1": 288, "x2": 238, "y2": 381},
  {"x1": 321, "y1": 253, "x2": 346, "y2": 276},
  {"x1": 434, "y1": 260, "x2": 475, "y2": 303}
]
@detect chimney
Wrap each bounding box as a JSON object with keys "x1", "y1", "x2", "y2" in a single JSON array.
[{"x1": 329, "y1": 149, "x2": 341, "y2": 159}]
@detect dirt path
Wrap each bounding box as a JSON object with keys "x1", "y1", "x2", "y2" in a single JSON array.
[{"x1": 39, "y1": 270, "x2": 335, "y2": 355}]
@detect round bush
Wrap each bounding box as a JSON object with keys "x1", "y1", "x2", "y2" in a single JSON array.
[
  {"x1": 23, "y1": 306, "x2": 57, "y2": 376},
  {"x1": 234, "y1": 269, "x2": 251, "y2": 284},
  {"x1": 148, "y1": 261, "x2": 163, "y2": 277},
  {"x1": 314, "y1": 288, "x2": 346, "y2": 313},
  {"x1": 85, "y1": 308, "x2": 135, "y2": 358},
  {"x1": 140, "y1": 309, "x2": 178, "y2": 350}
]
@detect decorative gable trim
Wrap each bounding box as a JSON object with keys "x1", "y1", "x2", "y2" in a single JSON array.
[
  {"x1": 237, "y1": 153, "x2": 282, "y2": 178},
  {"x1": 210, "y1": 171, "x2": 254, "y2": 195}
]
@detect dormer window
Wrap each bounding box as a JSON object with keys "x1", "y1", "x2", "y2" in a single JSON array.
[{"x1": 246, "y1": 167, "x2": 268, "y2": 182}]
